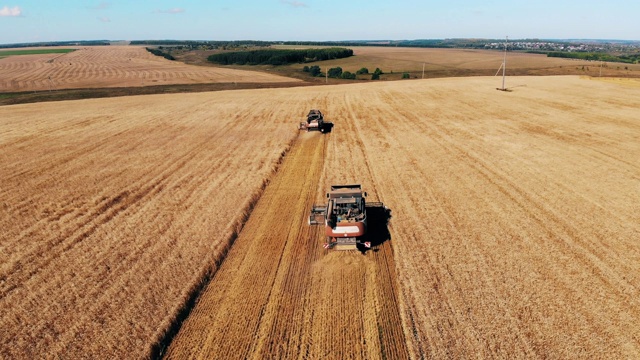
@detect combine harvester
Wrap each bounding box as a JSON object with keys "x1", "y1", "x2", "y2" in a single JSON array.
[
  {"x1": 309, "y1": 184, "x2": 387, "y2": 250},
  {"x1": 298, "y1": 109, "x2": 334, "y2": 133}
]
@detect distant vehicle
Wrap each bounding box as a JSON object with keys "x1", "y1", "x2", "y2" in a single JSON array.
[
  {"x1": 298, "y1": 109, "x2": 334, "y2": 133},
  {"x1": 309, "y1": 184, "x2": 386, "y2": 250}
]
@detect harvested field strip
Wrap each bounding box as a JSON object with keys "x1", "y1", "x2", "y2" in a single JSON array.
[
  {"x1": 165, "y1": 131, "x2": 408, "y2": 359},
  {"x1": 0, "y1": 46, "x2": 300, "y2": 92}
]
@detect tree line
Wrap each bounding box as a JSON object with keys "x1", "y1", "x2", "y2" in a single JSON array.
[
  {"x1": 303, "y1": 66, "x2": 387, "y2": 80},
  {"x1": 145, "y1": 47, "x2": 175, "y2": 61},
  {"x1": 0, "y1": 40, "x2": 109, "y2": 49},
  {"x1": 547, "y1": 51, "x2": 639, "y2": 64},
  {"x1": 207, "y1": 48, "x2": 353, "y2": 66},
  {"x1": 131, "y1": 40, "x2": 272, "y2": 47}
]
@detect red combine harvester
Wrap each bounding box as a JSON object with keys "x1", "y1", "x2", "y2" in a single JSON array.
[
  {"x1": 298, "y1": 109, "x2": 334, "y2": 133},
  {"x1": 309, "y1": 184, "x2": 386, "y2": 250}
]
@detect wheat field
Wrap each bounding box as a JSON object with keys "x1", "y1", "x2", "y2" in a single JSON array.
[
  {"x1": 0, "y1": 46, "x2": 299, "y2": 92},
  {"x1": 321, "y1": 76, "x2": 640, "y2": 359},
  {"x1": 274, "y1": 46, "x2": 640, "y2": 79},
  {"x1": 1, "y1": 76, "x2": 639, "y2": 358},
  {"x1": 0, "y1": 90, "x2": 299, "y2": 358}
]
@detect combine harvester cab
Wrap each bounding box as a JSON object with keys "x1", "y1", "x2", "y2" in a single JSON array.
[
  {"x1": 298, "y1": 109, "x2": 334, "y2": 133},
  {"x1": 309, "y1": 184, "x2": 386, "y2": 250}
]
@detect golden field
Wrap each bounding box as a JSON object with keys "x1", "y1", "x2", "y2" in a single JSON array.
[
  {"x1": 269, "y1": 46, "x2": 640, "y2": 81},
  {"x1": 0, "y1": 46, "x2": 299, "y2": 92},
  {"x1": 1, "y1": 75, "x2": 639, "y2": 358}
]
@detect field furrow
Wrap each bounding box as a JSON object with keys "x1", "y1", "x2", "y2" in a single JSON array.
[
  {"x1": 346, "y1": 77, "x2": 640, "y2": 358},
  {"x1": 165, "y1": 127, "x2": 408, "y2": 359},
  {"x1": 0, "y1": 46, "x2": 300, "y2": 92},
  {"x1": 0, "y1": 91, "x2": 298, "y2": 358},
  {"x1": 2, "y1": 75, "x2": 639, "y2": 359}
]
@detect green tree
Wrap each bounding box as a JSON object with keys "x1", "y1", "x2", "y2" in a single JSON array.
[
  {"x1": 328, "y1": 67, "x2": 343, "y2": 78},
  {"x1": 402, "y1": 72, "x2": 410, "y2": 79},
  {"x1": 308, "y1": 65, "x2": 321, "y2": 76},
  {"x1": 207, "y1": 47, "x2": 353, "y2": 66},
  {"x1": 371, "y1": 67, "x2": 383, "y2": 80},
  {"x1": 356, "y1": 67, "x2": 369, "y2": 75},
  {"x1": 341, "y1": 71, "x2": 356, "y2": 79},
  {"x1": 303, "y1": 65, "x2": 310, "y2": 72}
]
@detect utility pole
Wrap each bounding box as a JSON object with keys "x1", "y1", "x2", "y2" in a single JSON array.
[
  {"x1": 422, "y1": 62, "x2": 425, "y2": 79},
  {"x1": 501, "y1": 36, "x2": 508, "y2": 90},
  {"x1": 496, "y1": 36, "x2": 508, "y2": 91}
]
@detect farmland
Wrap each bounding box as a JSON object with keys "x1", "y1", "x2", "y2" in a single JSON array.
[
  {"x1": 0, "y1": 91, "x2": 297, "y2": 358},
  {"x1": 0, "y1": 46, "x2": 299, "y2": 93},
  {"x1": 163, "y1": 129, "x2": 407, "y2": 359},
  {"x1": 0, "y1": 48, "x2": 76, "y2": 59},
  {"x1": 1, "y1": 75, "x2": 640, "y2": 358},
  {"x1": 238, "y1": 46, "x2": 640, "y2": 81},
  {"x1": 3, "y1": 45, "x2": 640, "y2": 106}
]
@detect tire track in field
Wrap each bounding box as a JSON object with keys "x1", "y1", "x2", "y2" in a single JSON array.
[
  {"x1": 369, "y1": 84, "x2": 640, "y2": 357},
  {"x1": 163, "y1": 131, "x2": 325, "y2": 359},
  {"x1": 164, "y1": 128, "x2": 408, "y2": 359},
  {"x1": 355, "y1": 88, "x2": 546, "y2": 357},
  {"x1": 388, "y1": 89, "x2": 638, "y2": 294},
  {"x1": 340, "y1": 93, "x2": 410, "y2": 358}
]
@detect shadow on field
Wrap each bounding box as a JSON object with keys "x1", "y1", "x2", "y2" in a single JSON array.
[{"x1": 358, "y1": 205, "x2": 392, "y2": 254}]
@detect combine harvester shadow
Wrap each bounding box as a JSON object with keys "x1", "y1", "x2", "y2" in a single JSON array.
[{"x1": 358, "y1": 205, "x2": 392, "y2": 254}]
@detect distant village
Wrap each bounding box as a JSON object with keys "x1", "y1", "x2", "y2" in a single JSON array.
[{"x1": 483, "y1": 40, "x2": 640, "y2": 53}]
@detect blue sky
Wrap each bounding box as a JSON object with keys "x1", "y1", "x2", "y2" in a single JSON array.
[{"x1": 1, "y1": 0, "x2": 639, "y2": 45}]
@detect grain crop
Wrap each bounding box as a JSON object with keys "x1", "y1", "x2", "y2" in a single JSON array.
[
  {"x1": 273, "y1": 46, "x2": 640, "y2": 80},
  {"x1": 167, "y1": 76, "x2": 640, "y2": 359},
  {"x1": 164, "y1": 131, "x2": 408, "y2": 359},
  {"x1": 2, "y1": 75, "x2": 639, "y2": 359},
  {"x1": 0, "y1": 46, "x2": 299, "y2": 92},
  {"x1": 0, "y1": 90, "x2": 301, "y2": 358},
  {"x1": 319, "y1": 76, "x2": 640, "y2": 359}
]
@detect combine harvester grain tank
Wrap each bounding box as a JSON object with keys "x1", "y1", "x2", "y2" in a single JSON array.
[{"x1": 309, "y1": 184, "x2": 387, "y2": 250}]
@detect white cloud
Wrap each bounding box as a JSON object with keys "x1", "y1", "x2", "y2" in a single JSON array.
[
  {"x1": 281, "y1": 0, "x2": 308, "y2": 8},
  {"x1": 155, "y1": 8, "x2": 185, "y2": 14},
  {"x1": 0, "y1": 5, "x2": 22, "y2": 17},
  {"x1": 98, "y1": 16, "x2": 110, "y2": 22}
]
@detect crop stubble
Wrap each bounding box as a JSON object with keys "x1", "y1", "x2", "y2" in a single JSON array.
[
  {"x1": 274, "y1": 46, "x2": 640, "y2": 80},
  {"x1": 169, "y1": 76, "x2": 640, "y2": 358},
  {"x1": 165, "y1": 129, "x2": 408, "y2": 359},
  {"x1": 0, "y1": 46, "x2": 299, "y2": 92},
  {"x1": 1, "y1": 76, "x2": 639, "y2": 358}
]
